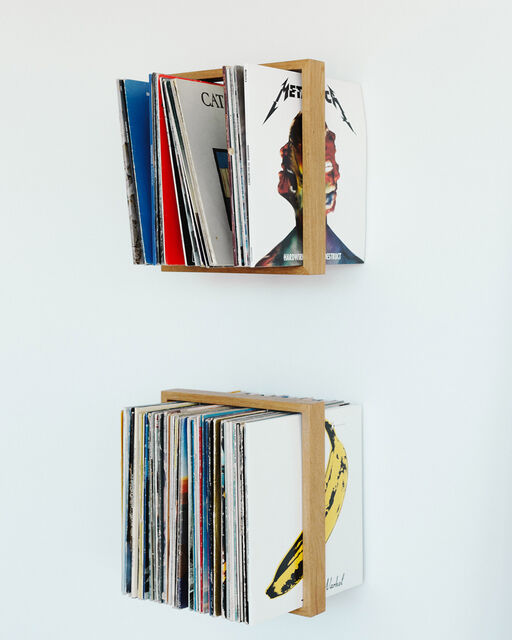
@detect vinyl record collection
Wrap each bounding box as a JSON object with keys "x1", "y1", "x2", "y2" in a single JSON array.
[
  {"x1": 117, "y1": 64, "x2": 366, "y2": 268},
  {"x1": 121, "y1": 398, "x2": 363, "y2": 624}
]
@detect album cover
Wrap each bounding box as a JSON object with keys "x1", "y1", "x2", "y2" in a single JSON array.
[
  {"x1": 243, "y1": 404, "x2": 363, "y2": 624},
  {"x1": 323, "y1": 80, "x2": 366, "y2": 265},
  {"x1": 150, "y1": 74, "x2": 186, "y2": 265},
  {"x1": 121, "y1": 407, "x2": 134, "y2": 593},
  {"x1": 130, "y1": 402, "x2": 192, "y2": 597},
  {"x1": 223, "y1": 65, "x2": 249, "y2": 264},
  {"x1": 170, "y1": 78, "x2": 234, "y2": 266},
  {"x1": 243, "y1": 412, "x2": 303, "y2": 622},
  {"x1": 175, "y1": 415, "x2": 190, "y2": 607},
  {"x1": 243, "y1": 65, "x2": 366, "y2": 267},
  {"x1": 117, "y1": 80, "x2": 149, "y2": 264},
  {"x1": 161, "y1": 78, "x2": 203, "y2": 265}
]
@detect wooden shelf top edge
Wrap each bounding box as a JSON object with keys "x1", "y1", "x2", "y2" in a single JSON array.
[
  {"x1": 161, "y1": 388, "x2": 325, "y2": 412},
  {"x1": 170, "y1": 58, "x2": 325, "y2": 80}
]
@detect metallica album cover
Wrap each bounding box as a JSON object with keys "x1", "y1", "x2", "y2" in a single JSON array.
[{"x1": 242, "y1": 64, "x2": 367, "y2": 267}]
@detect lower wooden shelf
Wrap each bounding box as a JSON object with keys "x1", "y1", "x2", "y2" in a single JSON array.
[{"x1": 161, "y1": 388, "x2": 326, "y2": 617}]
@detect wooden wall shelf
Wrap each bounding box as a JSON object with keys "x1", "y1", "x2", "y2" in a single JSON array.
[
  {"x1": 161, "y1": 58, "x2": 326, "y2": 276},
  {"x1": 160, "y1": 388, "x2": 327, "y2": 617}
]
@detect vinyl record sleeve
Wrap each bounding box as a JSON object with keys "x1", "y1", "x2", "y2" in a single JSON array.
[
  {"x1": 223, "y1": 65, "x2": 249, "y2": 264},
  {"x1": 151, "y1": 74, "x2": 186, "y2": 265},
  {"x1": 244, "y1": 65, "x2": 366, "y2": 266},
  {"x1": 171, "y1": 78, "x2": 234, "y2": 266},
  {"x1": 175, "y1": 415, "x2": 190, "y2": 607},
  {"x1": 121, "y1": 408, "x2": 134, "y2": 593},
  {"x1": 162, "y1": 78, "x2": 203, "y2": 265},
  {"x1": 130, "y1": 402, "x2": 194, "y2": 597},
  {"x1": 243, "y1": 404, "x2": 363, "y2": 624},
  {"x1": 323, "y1": 80, "x2": 366, "y2": 264},
  {"x1": 244, "y1": 412, "x2": 303, "y2": 622},
  {"x1": 120, "y1": 80, "x2": 152, "y2": 263}
]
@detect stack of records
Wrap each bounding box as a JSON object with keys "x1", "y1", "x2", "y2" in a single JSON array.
[
  {"x1": 117, "y1": 64, "x2": 366, "y2": 268},
  {"x1": 121, "y1": 398, "x2": 363, "y2": 624}
]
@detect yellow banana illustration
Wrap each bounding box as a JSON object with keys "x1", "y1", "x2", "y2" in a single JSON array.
[{"x1": 266, "y1": 420, "x2": 348, "y2": 599}]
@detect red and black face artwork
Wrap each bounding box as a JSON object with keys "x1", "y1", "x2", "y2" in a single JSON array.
[
  {"x1": 278, "y1": 113, "x2": 340, "y2": 216},
  {"x1": 325, "y1": 129, "x2": 340, "y2": 215},
  {"x1": 277, "y1": 113, "x2": 303, "y2": 211}
]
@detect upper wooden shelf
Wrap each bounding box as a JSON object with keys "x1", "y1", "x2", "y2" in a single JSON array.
[{"x1": 161, "y1": 59, "x2": 326, "y2": 276}]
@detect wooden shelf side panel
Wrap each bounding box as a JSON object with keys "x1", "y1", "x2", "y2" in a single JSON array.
[
  {"x1": 301, "y1": 59, "x2": 326, "y2": 275},
  {"x1": 161, "y1": 388, "x2": 326, "y2": 617},
  {"x1": 292, "y1": 401, "x2": 326, "y2": 617}
]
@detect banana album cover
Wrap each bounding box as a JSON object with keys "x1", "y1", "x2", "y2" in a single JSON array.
[
  {"x1": 243, "y1": 65, "x2": 366, "y2": 267},
  {"x1": 243, "y1": 404, "x2": 363, "y2": 624}
]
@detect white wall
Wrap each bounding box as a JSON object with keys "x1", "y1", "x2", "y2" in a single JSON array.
[{"x1": 1, "y1": 0, "x2": 511, "y2": 638}]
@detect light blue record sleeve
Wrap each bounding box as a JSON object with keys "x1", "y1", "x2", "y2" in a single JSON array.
[{"x1": 124, "y1": 80, "x2": 155, "y2": 264}]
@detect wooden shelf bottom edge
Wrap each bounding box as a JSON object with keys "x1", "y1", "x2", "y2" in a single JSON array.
[{"x1": 161, "y1": 265, "x2": 324, "y2": 275}]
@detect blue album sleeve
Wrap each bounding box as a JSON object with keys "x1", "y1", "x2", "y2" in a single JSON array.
[{"x1": 124, "y1": 80, "x2": 155, "y2": 264}]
